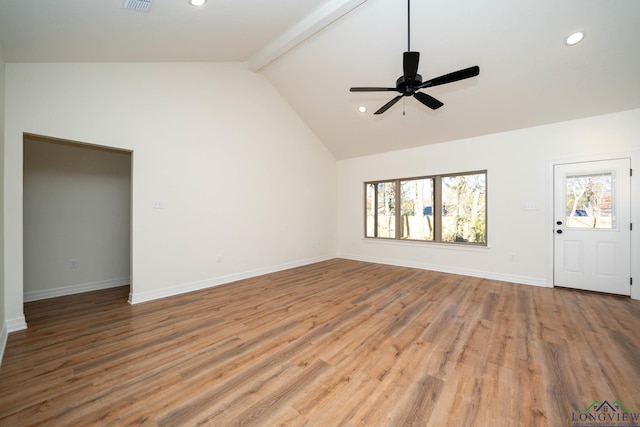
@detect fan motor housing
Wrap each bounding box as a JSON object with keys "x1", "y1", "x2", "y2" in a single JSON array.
[{"x1": 396, "y1": 74, "x2": 422, "y2": 94}]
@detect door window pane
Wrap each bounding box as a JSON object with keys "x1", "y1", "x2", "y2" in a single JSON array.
[
  {"x1": 400, "y1": 178, "x2": 434, "y2": 240},
  {"x1": 441, "y1": 173, "x2": 486, "y2": 243},
  {"x1": 565, "y1": 172, "x2": 614, "y2": 229}
]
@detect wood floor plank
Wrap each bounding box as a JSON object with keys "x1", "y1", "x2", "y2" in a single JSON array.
[
  {"x1": 1, "y1": 259, "x2": 639, "y2": 426},
  {"x1": 300, "y1": 371, "x2": 378, "y2": 427}
]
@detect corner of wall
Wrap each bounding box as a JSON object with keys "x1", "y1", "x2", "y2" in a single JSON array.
[
  {"x1": 0, "y1": 322, "x2": 7, "y2": 367},
  {"x1": 0, "y1": 36, "x2": 7, "y2": 366},
  {"x1": 2, "y1": 315, "x2": 27, "y2": 365}
]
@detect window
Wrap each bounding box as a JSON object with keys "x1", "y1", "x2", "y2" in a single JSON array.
[
  {"x1": 441, "y1": 173, "x2": 487, "y2": 243},
  {"x1": 564, "y1": 172, "x2": 614, "y2": 229},
  {"x1": 365, "y1": 171, "x2": 487, "y2": 245},
  {"x1": 400, "y1": 177, "x2": 435, "y2": 241},
  {"x1": 366, "y1": 181, "x2": 396, "y2": 238}
]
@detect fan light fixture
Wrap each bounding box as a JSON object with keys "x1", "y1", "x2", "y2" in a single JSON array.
[
  {"x1": 565, "y1": 31, "x2": 585, "y2": 46},
  {"x1": 189, "y1": 0, "x2": 207, "y2": 6},
  {"x1": 358, "y1": 106, "x2": 367, "y2": 113}
]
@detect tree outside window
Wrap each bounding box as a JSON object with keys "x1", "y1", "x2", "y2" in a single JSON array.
[
  {"x1": 441, "y1": 173, "x2": 486, "y2": 243},
  {"x1": 564, "y1": 172, "x2": 613, "y2": 229}
]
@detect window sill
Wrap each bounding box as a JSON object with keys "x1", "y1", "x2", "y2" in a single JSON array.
[{"x1": 361, "y1": 237, "x2": 491, "y2": 253}]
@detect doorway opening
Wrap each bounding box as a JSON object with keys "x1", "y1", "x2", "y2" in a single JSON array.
[{"x1": 22, "y1": 134, "x2": 132, "y2": 304}]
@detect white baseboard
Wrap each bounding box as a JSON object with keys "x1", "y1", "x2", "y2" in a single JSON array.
[
  {"x1": 6, "y1": 316, "x2": 28, "y2": 332},
  {"x1": 0, "y1": 321, "x2": 7, "y2": 368},
  {"x1": 1, "y1": 316, "x2": 28, "y2": 368},
  {"x1": 337, "y1": 253, "x2": 548, "y2": 288},
  {"x1": 129, "y1": 255, "x2": 335, "y2": 305},
  {"x1": 23, "y1": 277, "x2": 130, "y2": 302}
]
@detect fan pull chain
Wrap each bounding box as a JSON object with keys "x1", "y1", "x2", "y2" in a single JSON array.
[{"x1": 403, "y1": 97, "x2": 406, "y2": 116}]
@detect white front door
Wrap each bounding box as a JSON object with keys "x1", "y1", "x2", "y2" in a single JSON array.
[{"x1": 553, "y1": 159, "x2": 631, "y2": 295}]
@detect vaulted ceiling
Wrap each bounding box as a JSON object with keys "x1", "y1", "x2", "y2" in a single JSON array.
[{"x1": 1, "y1": 0, "x2": 639, "y2": 159}]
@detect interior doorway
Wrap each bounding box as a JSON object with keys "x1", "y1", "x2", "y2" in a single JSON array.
[
  {"x1": 553, "y1": 158, "x2": 631, "y2": 295},
  {"x1": 22, "y1": 134, "x2": 132, "y2": 302}
]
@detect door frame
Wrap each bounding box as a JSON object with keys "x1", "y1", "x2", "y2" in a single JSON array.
[{"x1": 547, "y1": 150, "x2": 640, "y2": 300}]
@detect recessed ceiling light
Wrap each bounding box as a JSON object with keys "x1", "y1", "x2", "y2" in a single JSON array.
[
  {"x1": 189, "y1": 0, "x2": 207, "y2": 6},
  {"x1": 358, "y1": 106, "x2": 367, "y2": 113},
  {"x1": 565, "y1": 31, "x2": 585, "y2": 46}
]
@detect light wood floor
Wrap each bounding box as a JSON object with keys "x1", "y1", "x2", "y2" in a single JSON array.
[{"x1": 1, "y1": 259, "x2": 639, "y2": 426}]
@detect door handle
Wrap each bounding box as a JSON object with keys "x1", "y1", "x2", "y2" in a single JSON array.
[
  {"x1": 556, "y1": 229, "x2": 563, "y2": 234},
  {"x1": 556, "y1": 220, "x2": 562, "y2": 225}
]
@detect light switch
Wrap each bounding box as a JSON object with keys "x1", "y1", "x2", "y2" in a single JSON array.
[{"x1": 153, "y1": 200, "x2": 164, "y2": 209}]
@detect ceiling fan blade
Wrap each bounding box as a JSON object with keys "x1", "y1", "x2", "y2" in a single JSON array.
[
  {"x1": 403, "y1": 51, "x2": 420, "y2": 81},
  {"x1": 419, "y1": 65, "x2": 480, "y2": 89},
  {"x1": 350, "y1": 87, "x2": 397, "y2": 92},
  {"x1": 374, "y1": 95, "x2": 403, "y2": 115},
  {"x1": 414, "y1": 92, "x2": 444, "y2": 110}
]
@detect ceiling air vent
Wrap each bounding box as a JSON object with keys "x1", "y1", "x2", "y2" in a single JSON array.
[{"x1": 121, "y1": 0, "x2": 152, "y2": 12}]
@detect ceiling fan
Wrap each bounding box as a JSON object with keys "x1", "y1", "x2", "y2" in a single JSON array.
[{"x1": 350, "y1": 0, "x2": 480, "y2": 115}]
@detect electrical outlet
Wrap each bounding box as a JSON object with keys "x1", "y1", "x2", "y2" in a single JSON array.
[
  {"x1": 70, "y1": 259, "x2": 78, "y2": 269},
  {"x1": 217, "y1": 255, "x2": 222, "y2": 263}
]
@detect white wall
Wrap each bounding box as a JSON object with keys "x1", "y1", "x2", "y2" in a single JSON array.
[
  {"x1": 337, "y1": 109, "x2": 640, "y2": 299},
  {"x1": 4, "y1": 62, "x2": 337, "y2": 313},
  {"x1": 23, "y1": 137, "x2": 131, "y2": 300},
  {"x1": 0, "y1": 42, "x2": 7, "y2": 365}
]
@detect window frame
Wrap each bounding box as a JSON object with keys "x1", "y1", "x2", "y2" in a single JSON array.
[
  {"x1": 364, "y1": 170, "x2": 487, "y2": 246},
  {"x1": 366, "y1": 180, "x2": 397, "y2": 240}
]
